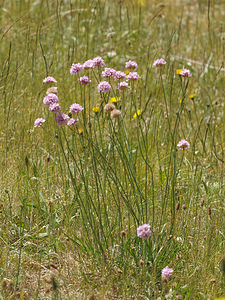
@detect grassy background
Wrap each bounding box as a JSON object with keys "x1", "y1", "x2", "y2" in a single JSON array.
[{"x1": 0, "y1": 0, "x2": 224, "y2": 299}]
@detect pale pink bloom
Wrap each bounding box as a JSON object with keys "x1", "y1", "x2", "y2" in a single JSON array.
[
  {"x1": 97, "y1": 81, "x2": 111, "y2": 92},
  {"x1": 43, "y1": 76, "x2": 57, "y2": 83},
  {"x1": 67, "y1": 118, "x2": 77, "y2": 126},
  {"x1": 56, "y1": 113, "x2": 70, "y2": 126},
  {"x1": 102, "y1": 68, "x2": 116, "y2": 78},
  {"x1": 180, "y1": 69, "x2": 192, "y2": 77},
  {"x1": 161, "y1": 266, "x2": 173, "y2": 279},
  {"x1": 83, "y1": 59, "x2": 94, "y2": 70},
  {"x1": 70, "y1": 63, "x2": 83, "y2": 75},
  {"x1": 93, "y1": 56, "x2": 105, "y2": 67},
  {"x1": 125, "y1": 60, "x2": 138, "y2": 70},
  {"x1": 43, "y1": 93, "x2": 59, "y2": 107},
  {"x1": 177, "y1": 139, "x2": 190, "y2": 150},
  {"x1": 34, "y1": 118, "x2": 45, "y2": 127},
  {"x1": 118, "y1": 81, "x2": 130, "y2": 90},
  {"x1": 114, "y1": 71, "x2": 126, "y2": 80},
  {"x1": 137, "y1": 224, "x2": 152, "y2": 239},
  {"x1": 49, "y1": 103, "x2": 61, "y2": 113},
  {"x1": 70, "y1": 103, "x2": 84, "y2": 114},
  {"x1": 153, "y1": 58, "x2": 167, "y2": 67},
  {"x1": 79, "y1": 76, "x2": 91, "y2": 85},
  {"x1": 127, "y1": 72, "x2": 140, "y2": 81}
]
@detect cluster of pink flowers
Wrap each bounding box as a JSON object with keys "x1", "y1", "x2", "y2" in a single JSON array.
[
  {"x1": 43, "y1": 93, "x2": 59, "y2": 107},
  {"x1": 153, "y1": 58, "x2": 167, "y2": 67},
  {"x1": 69, "y1": 57, "x2": 141, "y2": 93},
  {"x1": 49, "y1": 103, "x2": 61, "y2": 113},
  {"x1": 102, "y1": 68, "x2": 116, "y2": 78},
  {"x1": 127, "y1": 72, "x2": 140, "y2": 81},
  {"x1": 161, "y1": 266, "x2": 174, "y2": 279},
  {"x1": 137, "y1": 224, "x2": 152, "y2": 239},
  {"x1": 177, "y1": 139, "x2": 190, "y2": 150},
  {"x1": 125, "y1": 60, "x2": 138, "y2": 70},
  {"x1": 56, "y1": 113, "x2": 70, "y2": 126},
  {"x1": 180, "y1": 69, "x2": 192, "y2": 77},
  {"x1": 43, "y1": 76, "x2": 57, "y2": 83},
  {"x1": 70, "y1": 57, "x2": 105, "y2": 74},
  {"x1": 93, "y1": 56, "x2": 105, "y2": 67},
  {"x1": 98, "y1": 81, "x2": 111, "y2": 92},
  {"x1": 118, "y1": 81, "x2": 130, "y2": 90},
  {"x1": 34, "y1": 118, "x2": 45, "y2": 127},
  {"x1": 114, "y1": 71, "x2": 126, "y2": 80},
  {"x1": 79, "y1": 76, "x2": 91, "y2": 85},
  {"x1": 70, "y1": 103, "x2": 84, "y2": 114},
  {"x1": 70, "y1": 63, "x2": 83, "y2": 75},
  {"x1": 34, "y1": 76, "x2": 85, "y2": 128}
]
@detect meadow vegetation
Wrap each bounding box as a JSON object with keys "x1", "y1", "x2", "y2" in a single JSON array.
[{"x1": 0, "y1": 0, "x2": 224, "y2": 299}]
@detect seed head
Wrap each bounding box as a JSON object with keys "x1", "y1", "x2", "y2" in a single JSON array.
[
  {"x1": 104, "y1": 103, "x2": 115, "y2": 112},
  {"x1": 46, "y1": 87, "x2": 58, "y2": 95},
  {"x1": 111, "y1": 109, "x2": 121, "y2": 119},
  {"x1": 176, "y1": 202, "x2": 180, "y2": 210}
]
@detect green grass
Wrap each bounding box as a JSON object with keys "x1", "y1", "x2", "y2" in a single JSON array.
[{"x1": 0, "y1": 0, "x2": 224, "y2": 299}]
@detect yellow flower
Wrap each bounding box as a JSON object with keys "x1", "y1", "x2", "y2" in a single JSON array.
[
  {"x1": 133, "y1": 109, "x2": 142, "y2": 119},
  {"x1": 78, "y1": 128, "x2": 83, "y2": 135},
  {"x1": 125, "y1": 70, "x2": 130, "y2": 75},
  {"x1": 92, "y1": 107, "x2": 100, "y2": 113},
  {"x1": 109, "y1": 97, "x2": 121, "y2": 103},
  {"x1": 133, "y1": 0, "x2": 146, "y2": 6},
  {"x1": 188, "y1": 93, "x2": 195, "y2": 99},
  {"x1": 176, "y1": 69, "x2": 182, "y2": 75}
]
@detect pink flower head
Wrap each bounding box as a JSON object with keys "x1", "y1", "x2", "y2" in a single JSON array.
[
  {"x1": 79, "y1": 76, "x2": 91, "y2": 85},
  {"x1": 49, "y1": 103, "x2": 61, "y2": 113},
  {"x1": 97, "y1": 81, "x2": 111, "y2": 92},
  {"x1": 70, "y1": 103, "x2": 84, "y2": 114},
  {"x1": 127, "y1": 72, "x2": 140, "y2": 81},
  {"x1": 125, "y1": 60, "x2": 138, "y2": 70},
  {"x1": 180, "y1": 69, "x2": 192, "y2": 77},
  {"x1": 70, "y1": 63, "x2": 83, "y2": 75},
  {"x1": 93, "y1": 56, "x2": 105, "y2": 67},
  {"x1": 177, "y1": 139, "x2": 190, "y2": 150},
  {"x1": 102, "y1": 68, "x2": 116, "y2": 78},
  {"x1": 118, "y1": 81, "x2": 130, "y2": 90},
  {"x1": 137, "y1": 224, "x2": 152, "y2": 239},
  {"x1": 114, "y1": 71, "x2": 126, "y2": 80},
  {"x1": 56, "y1": 113, "x2": 70, "y2": 126},
  {"x1": 153, "y1": 58, "x2": 167, "y2": 67},
  {"x1": 43, "y1": 93, "x2": 59, "y2": 107},
  {"x1": 67, "y1": 118, "x2": 77, "y2": 126},
  {"x1": 34, "y1": 118, "x2": 45, "y2": 127},
  {"x1": 83, "y1": 59, "x2": 94, "y2": 70},
  {"x1": 161, "y1": 266, "x2": 173, "y2": 279},
  {"x1": 43, "y1": 76, "x2": 57, "y2": 84}
]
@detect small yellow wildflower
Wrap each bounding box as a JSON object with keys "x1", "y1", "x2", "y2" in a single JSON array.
[
  {"x1": 125, "y1": 70, "x2": 130, "y2": 75},
  {"x1": 133, "y1": 109, "x2": 142, "y2": 119},
  {"x1": 92, "y1": 107, "x2": 100, "y2": 113},
  {"x1": 188, "y1": 93, "x2": 195, "y2": 99},
  {"x1": 78, "y1": 128, "x2": 83, "y2": 135},
  {"x1": 176, "y1": 69, "x2": 182, "y2": 75},
  {"x1": 109, "y1": 97, "x2": 121, "y2": 103}
]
